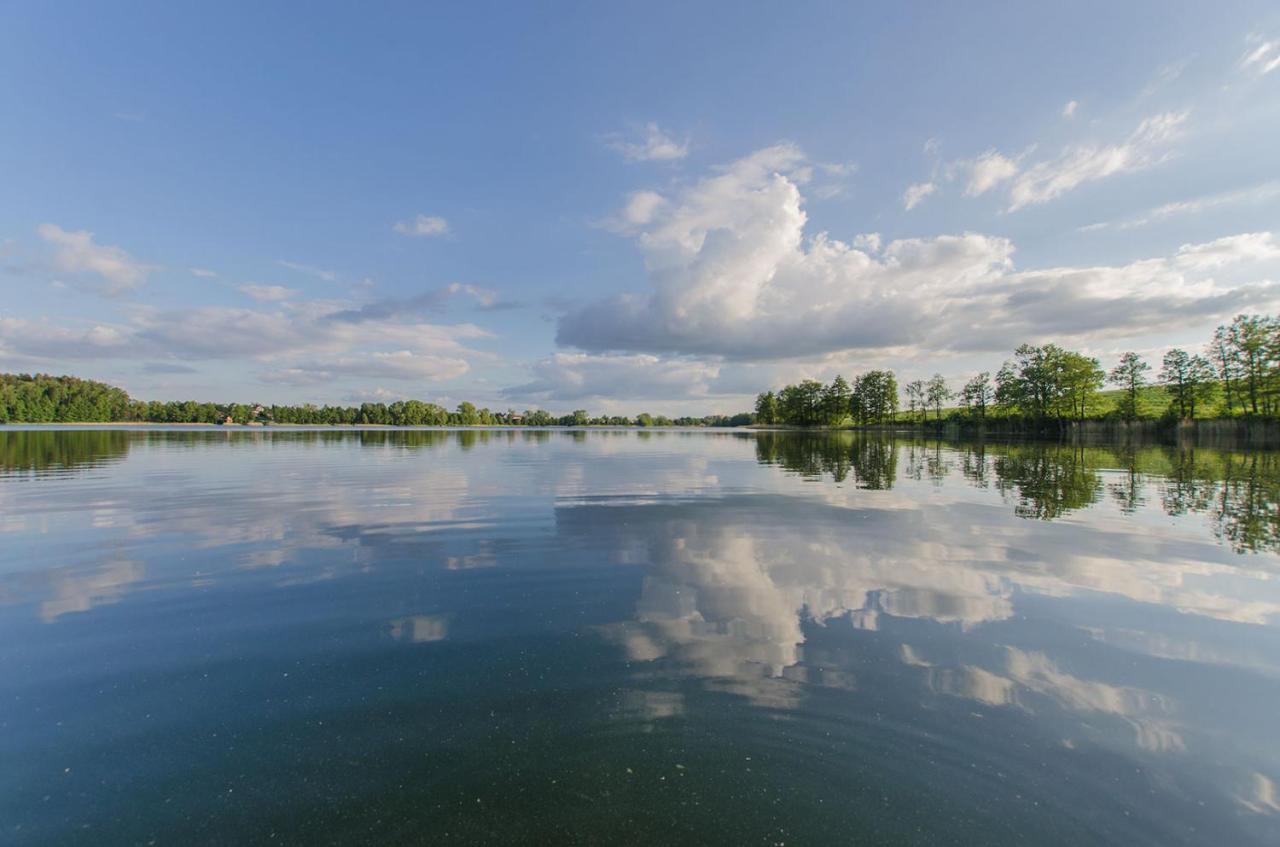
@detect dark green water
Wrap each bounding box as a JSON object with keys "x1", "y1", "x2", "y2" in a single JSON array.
[{"x1": 2, "y1": 427, "x2": 1279, "y2": 845}]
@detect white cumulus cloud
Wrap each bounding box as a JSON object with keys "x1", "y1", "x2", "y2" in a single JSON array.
[
  {"x1": 556, "y1": 145, "x2": 1280, "y2": 362},
  {"x1": 37, "y1": 224, "x2": 152, "y2": 294}
]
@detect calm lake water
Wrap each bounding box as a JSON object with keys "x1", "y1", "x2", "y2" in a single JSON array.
[{"x1": 3, "y1": 427, "x2": 1280, "y2": 845}]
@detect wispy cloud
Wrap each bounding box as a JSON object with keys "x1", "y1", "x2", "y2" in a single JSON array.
[
  {"x1": 1062, "y1": 100, "x2": 1078, "y2": 119},
  {"x1": 141, "y1": 361, "x2": 198, "y2": 374},
  {"x1": 605, "y1": 122, "x2": 689, "y2": 163},
  {"x1": 902, "y1": 181, "x2": 936, "y2": 210},
  {"x1": 1241, "y1": 38, "x2": 1280, "y2": 76},
  {"x1": 326, "y1": 282, "x2": 509, "y2": 323},
  {"x1": 277, "y1": 260, "x2": 338, "y2": 281},
  {"x1": 1079, "y1": 181, "x2": 1280, "y2": 232},
  {"x1": 1007, "y1": 111, "x2": 1188, "y2": 211},
  {"x1": 1141, "y1": 57, "x2": 1192, "y2": 97},
  {"x1": 392, "y1": 213, "x2": 450, "y2": 238},
  {"x1": 238, "y1": 284, "x2": 298, "y2": 302},
  {"x1": 36, "y1": 224, "x2": 152, "y2": 294},
  {"x1": 962, "y1": 150, "x2": 1019, "y2": 196},
  {"x1": 189, "y1": 267, "x2": 219, "y2": 279}
]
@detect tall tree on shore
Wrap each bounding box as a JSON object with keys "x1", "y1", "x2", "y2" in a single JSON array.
[
  {"x1": 1225, "y1": 314, "x2": 1276, "y2": 415},
  {"x1": 994, "y1": 362, "x2": 1019, "y2": 415},
  {"x1": 992, "y1": 344, "x2": 1103, "y2": 424},
  {"x1": 822, "y1": 375, "x2": 852, "y2": 425},
  {"x1": 853, "y1": 370, "x2": 898, "y2": 425},
  {"x1": 754, "y1": 391, "x2": 778, "y2": 425},
  {"x1": 1161, "y1": 349, "x2": 1216, "y2": 419},
  {"x1": 960, "y1": 372, "x2": 992, "y2": 419},
  {"x1": 1209, "y1": 325, "x2": 1240, "y2": 415},
  {"x1": 799, "y1": 379, "x2": 825, "y2": 425},
  {"x1": 779, "y1": 380, "x2": 825, "y2": 426},
  {"x1": 1108, "y1": 352, "x2": 1150, "y2": 421},
  {"x1": 1058, "y1": 352, "x2": 1105, "y2": 422},
  {"x1": 905, "y1": 380, "x2": 925, "y2": 423},
  {"x1": 1001, "y1": 345, "x2": 1053, "y2": 419},
  {"x1": 926, "y1": 374, "x2": 950, "y2": 422}
]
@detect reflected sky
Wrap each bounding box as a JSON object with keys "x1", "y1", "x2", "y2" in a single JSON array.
[{"x1": 1, "y1": 428, "x2": 1278, "y2": 845}]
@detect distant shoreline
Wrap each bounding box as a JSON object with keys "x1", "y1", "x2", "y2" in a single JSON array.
[{"x1": 0, "y1": 422, "x2": 739, "y2": 430}]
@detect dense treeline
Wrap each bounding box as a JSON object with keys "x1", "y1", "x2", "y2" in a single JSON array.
[
  {"x1": 0, "y1": 374, "x2": 753, "y2": 427},
  {"x1": 753, "y1": 314, "x2": 1280, "y2": 428},
  {"x1": 0, "y1": 375, "x2": 134, "y2": 424},
  {"x1": 754, "y1": 370, "x2": 898, "y2": 426}
]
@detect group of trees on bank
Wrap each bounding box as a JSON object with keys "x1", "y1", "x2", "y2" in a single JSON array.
[
  {"x1": 753, "y1": 314, "x2": 1280, "y2": 428},
  {"x1": 0, "y1": 374, "x2": 751, "y2": 427},
  {"x1": 754, "y1": 370, "x2": 899, "y2": 426}
]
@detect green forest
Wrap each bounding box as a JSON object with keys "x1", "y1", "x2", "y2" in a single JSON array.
[
  {"x1": 0, "y1": 373, "x2": 752, "y2": 427},
  {"x1": 755, "y1": 314, "x2": 1280, "y2": 428}
]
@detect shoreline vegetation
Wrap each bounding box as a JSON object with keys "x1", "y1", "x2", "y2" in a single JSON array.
[
  {"x1": 752, "y1": 314, "x2": 1280, "y2": 444},
  {"x1": 8, "y1": 315, "x2": 1280, "y2": 443},
  {"x1": 0, "y1": 373, "x2": 752, "y2": 428}
]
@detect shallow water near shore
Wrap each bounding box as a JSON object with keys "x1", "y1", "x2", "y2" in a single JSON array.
[{"x1": 2, "y1": 427, "x2": 1279, "y2": 845}]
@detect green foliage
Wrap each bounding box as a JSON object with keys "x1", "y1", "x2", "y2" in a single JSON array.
[
  {"x1": 853, "y1": 371, "x2": 898, "y2": 425},
  {"x1": 993, "y1": 344, "x2": 1104, "y2": 422},
  {"x1": 761, "y1": 371, "x2": 898, "y2": 427},
  {"x1": 822, "y1": 375, "x2": 852, "y2": 425},
  {"x1": 1218, "y1": 314, "x2": 1279, "y2": 416},
  {"x1": 926, "y1": 373, "x2": 950, "y2": 421},
  {"x1": 755, "y1": 315, "x2": 1280, "y2": 427},
  {"x1": 0, "y1": 373, "x2": 751, "y2": 428},
  {"x1": 1, "y1": 373, "x2": 133, "y2": 423},
  {"x1": 754, "y1": 390, "x2": 779, "y2": 424},
  {"x1": 1160, "y1": 349, "x2": 1216, "y2": 420},
  {"x1": 960, "y1": 372, "x2": 992, "y2": 418},
  {"x1": 1108, "y1": 352, "x2": 1151, "y2": 420}
]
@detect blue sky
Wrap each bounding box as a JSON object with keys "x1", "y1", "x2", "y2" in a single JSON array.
[{"x1": 3, "y1": 1, "x2": 1279, "y2": 414}]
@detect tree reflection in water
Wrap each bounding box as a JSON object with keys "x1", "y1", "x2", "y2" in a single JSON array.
[
  {"x1": 755, "y1": 431, "x2": 1280, "y2": 555},
  {"x1": 0, "y1": 429, "x2": 132, "y2": 476},
  {"x1": 5, "y1": 427, "x2": 1280, "y2": 554}
]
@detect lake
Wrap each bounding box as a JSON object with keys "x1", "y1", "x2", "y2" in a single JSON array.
[{"x1": 2, "y1": 427, "x2": 1279, "y2": 845}]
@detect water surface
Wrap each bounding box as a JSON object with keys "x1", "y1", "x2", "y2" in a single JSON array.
[{"x1": 2, "y1": 428, "x2": 1279, "y2": 844}]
